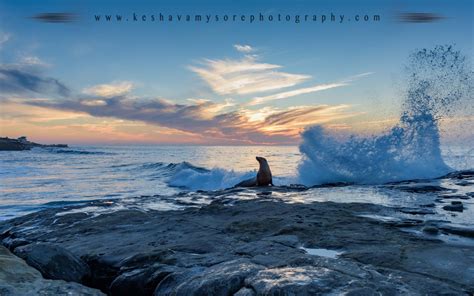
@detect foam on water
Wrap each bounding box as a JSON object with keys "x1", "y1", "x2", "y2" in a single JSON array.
[{"x1": 298, "y1": 45, "x2": 472, "y2": 186}]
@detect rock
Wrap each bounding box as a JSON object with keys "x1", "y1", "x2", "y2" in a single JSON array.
[
  {"x1": 1, "y1": 199, "x2": 473, "y2": 295},
  {"x1": 439, "y1": 225, "x2": 474, "y2": 238},
  {"x1": 422, "y1": 226, "x2": 439, "y2": 235},
  {"x1": 245, "y1": 266, "x2": 362, "y2": 295},
  {"x1": 2, "y1": 237, "x2": 29, "y2": 250},
  {"x1": 439, "y1": 194, "x2": 469, "y2": 200},
  {"x1": 261, "y1": 234, "x2": 299, "y2": 248},
  {"x1": 391, "y1": 184, "x2": 451, "y2": 193},
  {"x1": 0, "y1": 136, "x2": 68, "y2": 151},
  {"x1": 153, "y1": 268, "x2": 204, "y2": 296},
  {"x1": 110, "y1": 264, "x2": 180, "y2": 296},
  {"x1": 0, "y1": 246, "x2": 103, "y2": 295},
  {"x1": 155, "y1": 259, "x2": 263, "y2": 296},
  {"x1": 234, "y1": 287, "x2": 255, "y2": 296},
  {"x1": 443, "y1": 202, "x2": 464, "y2": 212},
  {"x1": 13, "y1": 243, "x2": 90, "y2": 283},
  {"x1": 399, "y1": 208, "x2": 435, "y2": 215}
]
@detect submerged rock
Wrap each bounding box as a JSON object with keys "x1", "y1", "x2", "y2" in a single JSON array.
[{"x1": 0, "y1": 246, "x2": 103, "y2": 295}]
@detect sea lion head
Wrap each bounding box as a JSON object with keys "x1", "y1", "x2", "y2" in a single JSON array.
[{"x1": 256, "y1": 156, "x2": 267, "y2": 164}]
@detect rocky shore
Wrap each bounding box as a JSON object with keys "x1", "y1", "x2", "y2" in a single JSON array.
[
  {"x1": 1, "y1": 186, "x2": 473, "y2": 295},
  {"x1": 0, "y1": 137, "x2": 67, "y2": 151}
]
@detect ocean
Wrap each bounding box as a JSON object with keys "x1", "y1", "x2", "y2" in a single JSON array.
[{"x1": 0, "y1": 144, "x2": 472, "y2": 230}]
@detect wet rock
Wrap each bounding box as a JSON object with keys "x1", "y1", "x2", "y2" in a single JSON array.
[
  {"x1": 439, "y1": 225, "x2": 474, "y2": 238},
  {"x1": 261, "y1": 234, "x2": 299, "y2": 248},
  {"x1": 110, "y1": 264, "x2": 180, "y2": 296},
  {"x1": 1, "y1": 199, "x2": 473, "y2": 295},
  {"x1": 443, "y1": 201, "x2": 464, "y2": 212},
  {"x1": 156, "y1": 259, "x2": 263, "y2": 296},
  {"x1": 234, "y1": 287, "x2": 255, "y2": 296},
  {"x1": 246, "y1": 266, "x2": 341, "y2": 295},
  {"x1": 344, "y1": 287, "x2": 380, "y2": 296},
  {"x1": 391, "y1": 184, "x2": 451, "y2": 193},
  {"x1": 399, "y1": 208, "x2": 435, "y2": 215},
  {"x1": 422, "y1": 226, "x2": 439, "y2": 235},
  {"x1": 0, "y1": 246, "x2": 103, "y2": 295},
  {"x1": 2, "y1": 237, "x2": 29, "y2": 250},
  {"x1": 442, "y1": 170, "x2": 474, "y2": 180},
  {"x1": 13, "y1": 243, "x2": 90, "y2": 283},
  {"x1": 455, "y1": 180, "x2": 474, "y2": 186},
  {"x1": 439, "y1": 194, "x2": 469, "y2": 200},
  {"x1": 153, "y1": 267, "x2": 204, "y2": 295},
  {"x1": 392, "y1": 219, "x2": 424, "y2": 227}
]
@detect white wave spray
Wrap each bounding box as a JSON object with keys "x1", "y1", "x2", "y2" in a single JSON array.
[{"x1": 298, "y1": 45, "x2": 473, "y2": 185}]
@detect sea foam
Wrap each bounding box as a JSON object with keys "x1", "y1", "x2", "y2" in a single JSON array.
[{"x1": 298, "y1": 45, "x2": 472, "y2": 185}]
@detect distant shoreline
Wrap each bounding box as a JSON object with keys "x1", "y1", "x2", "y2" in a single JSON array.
[{"x1": 0, "y1": 136, "x2": 68, "y2": 151}]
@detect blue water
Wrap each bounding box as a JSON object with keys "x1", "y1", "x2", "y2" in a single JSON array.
[
  {"x1": 0, "y1": 146, "x2": 300, "y2": 219},
  {"x1": 0, "y1": 144, "x2": 472, "y2": 220}
]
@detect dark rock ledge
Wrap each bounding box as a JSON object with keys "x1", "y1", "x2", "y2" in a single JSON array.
[{"x1": 1, "y1": 199, "x2": 473, "y2": 295}]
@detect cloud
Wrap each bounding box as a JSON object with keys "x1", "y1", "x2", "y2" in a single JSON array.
[
  {"x1": 0, "y1": 66, "x2": 70, "y2": 97},
  {"x1": 25, "y1": 95, "x2": 357, "y2": 144},
  {"x1": 248, "y1": 82, "x2": 347, "y2": 106},
  {"x1": 234, "y1": 44, "x2": 254, "y2": 53},
  {"x1": 189, "y1": 56, "x2": 310, "y2": 95},
  {"x1": 0, "y1": 32, "x2": 10, "y2": 49},
  {"x1": 20, "y1": 56, "x2": 50, "y2": 67},
  {"x1": 247, "y1": 72, "x2": 373, "y2": 106},
  {"x1": 1, "y1": 48, "x2": 367, "y2": 144},
  {"x1": 82, "y1": 81, "x2": 134, "y2": 97}
]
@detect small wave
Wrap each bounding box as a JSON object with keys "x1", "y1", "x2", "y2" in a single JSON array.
[
  {"x1": 163, "y1": 161, "x2": 295, "y2": 191},
  {"x1": 54, "y1": 149, "x2": 114, "y2": 155},
  {"x1": 141, "y1": 161, "x2": 208, "y2": 175},
  {"x1": 168, "y1": 167, "x2": 256, "y2": 191}
]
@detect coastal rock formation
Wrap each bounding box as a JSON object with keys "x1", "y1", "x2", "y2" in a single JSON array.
[
  {"x1": 1, "y1": 197, "x2": 473, "y2": 295},
  {"x1": 0, "y1": 136, "x2": 67, "y2": 151},
  {"x1": 0, "y1": 246, "x2": 103, "y2": 295},
  {"x1": 14, "y1": 243, "x2": 91, "y2": 283}
]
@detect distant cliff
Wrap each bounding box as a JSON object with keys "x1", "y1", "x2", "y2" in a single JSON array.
[{"x1": 0, "y1": 137, "x2": 68, "y2": 151}]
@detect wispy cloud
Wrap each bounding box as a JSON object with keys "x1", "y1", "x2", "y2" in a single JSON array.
[
  {"x1": 19, "y1": 56, "x2": 50, "y2": 67},
  {"x1": 189, "y1": 55, "x2": 310, "y2": 95},
  {"x1": 0, "y1": 65, "x2": 70, "y2": 98},
  {"x1": 234, "y1": 44, "x2": 254, "y2": 53},
  {"x1": 247, "y1": 72, "x2": 373, "y2": 106},
  {"x1": 82, "y1": 81, "x2": 134, "y2": 97},
  {"x1": 247, "y1": 82, "x2": 347, "y2": 106}
]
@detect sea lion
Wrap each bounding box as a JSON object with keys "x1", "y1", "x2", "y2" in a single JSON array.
[{"x1": 235, "y1": 156, "x2": 273, "y2": 187}]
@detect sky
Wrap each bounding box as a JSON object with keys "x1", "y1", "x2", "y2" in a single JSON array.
[{"x1": 0, "y1": 0, "x2": 472, "y2": 145}]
